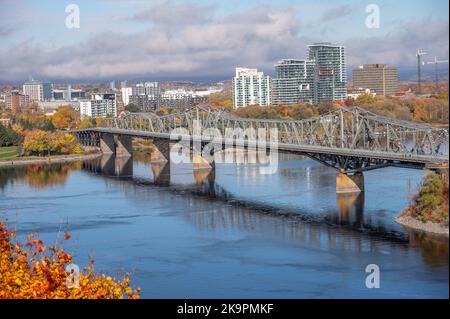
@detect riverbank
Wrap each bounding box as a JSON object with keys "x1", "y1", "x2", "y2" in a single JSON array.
[
  {"x1": 395, "y1": 215, "x2": 449, "y2": 237},
  {"x1": 0, "y1": 152, "x2": 102, "y2": 167}
]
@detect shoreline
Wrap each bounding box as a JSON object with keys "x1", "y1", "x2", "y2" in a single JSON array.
[
  {"x1": 0, "y1": 152, "x2": 102, "y2": 167},
  {"x1": 395, "y1": 215, "x2": 449, "y2": 237}
]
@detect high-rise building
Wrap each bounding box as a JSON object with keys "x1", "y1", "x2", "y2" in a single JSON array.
[
  {"x1": 352, "y1": 64, "x2": 398, "y2": 96},
  {"x1": 272, "y1": 59, "x2": 315, "y2": 105},
  {"x1": 6, "y1": 91, "x2": 30, "y2": 112},
  {"x1": 308, "y1": 43, "x2": 347, "y2": 104},
  {"x1": 23, "y1": 80, "x2": 53, "y2": 101},
  {"x1": 232, "y1": 68, "x2": 271, "y2": 108},
  {"x1": 80, "y1": 93, "x2": 117, "y2": 118}
]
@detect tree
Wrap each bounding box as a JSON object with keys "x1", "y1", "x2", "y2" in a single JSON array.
[
  {"x1": 51, "y1": 106, "x2": 80, "y2": 130},
  {"x1": 317, "y1": 101, "x2": 334, "y2": 115},
  {"x1": 356, "y1": 93, "x2": 377, "y2": 105},
  {"x1": 124, "y1": 103, "x2": 140, "y2": 113},
  {"x1": 23, "y1": 130, "x2": 82, "y2": 156},
  {"x1": 23, "y1": 130, "x2": 52, "y2": 156},
  {"x1": 0, "y1": 124, "x2": 22, "y2": 146},
  {"x1": 418, "y1": 173, "x2": 443, "y2": 214},
  {"x1": 42, "y1": 118, "x2": 56, "y2": 132},
  {"x1": 78, "y1": 116, "x2": 96, "y2": 129}
]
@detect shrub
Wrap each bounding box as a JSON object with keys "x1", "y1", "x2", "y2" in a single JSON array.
[{"x1": 0, "y1": 221, "x2": 140, "y2": 299}]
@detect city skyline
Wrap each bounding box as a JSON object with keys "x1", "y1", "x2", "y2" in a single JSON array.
[{"x1": 0, "y1": 0, "x2": 448, "y2": 83}]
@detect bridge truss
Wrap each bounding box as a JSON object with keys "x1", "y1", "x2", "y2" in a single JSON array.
[{"x1": 82, "y1": 106, "x2": 448, "y2": 173}]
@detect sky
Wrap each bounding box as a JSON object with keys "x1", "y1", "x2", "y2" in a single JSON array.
[{"x1": 0, "y1": 0, "x2": 448, "y2": 83}]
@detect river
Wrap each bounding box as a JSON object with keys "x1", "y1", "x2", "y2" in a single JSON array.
[{"x1": 0, "y1": 152, "x2": 448, "y2": 298}]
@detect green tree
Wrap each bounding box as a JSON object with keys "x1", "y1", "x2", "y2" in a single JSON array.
[
  {"x1": 124, "y1": 103, "x2": 140, "y2": 113},
  {"x1": 42, "y1": 118, "x2": 56, "y2": 132},
  {"x1": 418, "y1": 173, "x2": 443, "y2": 213},
  {"x1": 0, "y1": 124, "x2": 22, "y2": 146},
  {"x1": 356, "y1": 93, "x2": 377, "y2": 105}
]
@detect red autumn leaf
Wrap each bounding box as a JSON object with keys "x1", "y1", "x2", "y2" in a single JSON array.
[{"x1": 64, "y1": 231, "x2": 71, "y2": 240}]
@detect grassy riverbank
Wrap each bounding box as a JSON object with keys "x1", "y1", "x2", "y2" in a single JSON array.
[
  {"x1": 397, "y1": 172, "x2": 449, "y2": 236},
  {"x1": 0, "y1": 146, "x2": 19, "y2": 160},
  {"x1": 0, "y1": 152, "x2": 102, "y2": 167}
]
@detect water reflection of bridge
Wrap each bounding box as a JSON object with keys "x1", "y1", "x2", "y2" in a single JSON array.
[{"x1": 80, "y1": 156, "x2": 448, "y2": 267}]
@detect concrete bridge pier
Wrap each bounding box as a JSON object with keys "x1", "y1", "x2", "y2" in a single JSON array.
[
  {"x1": 152, "y1": 140, "x2": 171, "y2": 163},
  {"x1": 336, "y1": 171, "x2": 364, "y2": 194},
  {"x1": 116, "y1": 135, "x2": 132, "y2": 157},
  {"x1": 100, "y1": 133, "x2": 115, "y2": 154}
]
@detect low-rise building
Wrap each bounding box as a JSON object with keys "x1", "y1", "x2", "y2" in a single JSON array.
[
  {"x1": 5, "y1": 91, "x2": 30, "y2": 112},
  {"x1": 38, "y1": 101, "x2": 80, "y2": 111},
  {"x1": 53, "y1": 87, "x2": 85, "y2": 101},
  {"x1": 347, "y1": 88, "x2": 377, "y2": 100}
]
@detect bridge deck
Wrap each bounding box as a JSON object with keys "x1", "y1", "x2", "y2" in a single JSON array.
[{"x1": 71, "y1": 127, "x2": 448, "y2": 166}]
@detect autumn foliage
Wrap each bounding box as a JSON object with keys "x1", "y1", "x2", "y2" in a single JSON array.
[
  {"x1": 403, "y1": 172, "x2": 449, "y2": 224},
  {"x1": 23, "y1": 130, "x2": 82, "y2": 156},
  {"x1": 50, "y1": 106, "x2": 80, "y2": 130},
  {"x1": 0, "y1": 221, "x2": 140, "y2": 299}
]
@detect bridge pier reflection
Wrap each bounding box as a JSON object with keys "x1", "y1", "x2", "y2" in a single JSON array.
[
  {"x1": 114, "y1": 156, "x2": 133, "y2": 177},
  {"x1": 193, "y1": 166, "x2": 216, "y2": 189},
  {"x1": 83, "y1": 154, "x2": 133, "y2": 178},
  {"x1": 336, "y1": 192, "x2": 365, "y2": 227},
  {"x1": 151, "y1": 162, "x2": 171, "y2": 186}
]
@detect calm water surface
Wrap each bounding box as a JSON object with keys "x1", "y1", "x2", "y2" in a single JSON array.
[{"x1": 0, "y1": 153, "x2": 448, "y2": 298}]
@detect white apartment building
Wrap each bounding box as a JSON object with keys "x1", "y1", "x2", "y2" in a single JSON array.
[
  {"x1": 80, "y1": 93, "x2": 117, "y2": 118},
  {"x1": 232, "y1": 68, "x2": 271, "y2": 108},
  {"x1": 121, "y1": 87, "x2": 132, "y2": 105}
]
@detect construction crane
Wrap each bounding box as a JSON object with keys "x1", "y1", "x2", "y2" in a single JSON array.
[
  {"x1": 423, "y1": 56, "x2": 449, "y2": 93},
  {"x1": 416, "y1": 49, "x2": 427, "y2": 95}
]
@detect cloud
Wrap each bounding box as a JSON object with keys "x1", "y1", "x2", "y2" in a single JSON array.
[
  {"x1": 0, "y1": 24, "x2": 16, "y2": 36},
  {"x1": 130, "y1": 0, "x2": 214, "y2": 27},
  {"x1": 345, "y1": 19, "x2": 449, "y2": 68},
  {"x1": 0, "y1": 3, "x2": 302, "y2": 81},
  {"x1": 0, "y1": 2, "x2": 448, "y2": 82},
  {"x1": 321, "y1": 5, "x2": 353, "y2": 22}
]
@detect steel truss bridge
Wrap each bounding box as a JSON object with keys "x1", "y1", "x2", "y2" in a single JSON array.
[{"x1": 73, "y1": 106, "x2": 449, "y2": 174}]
